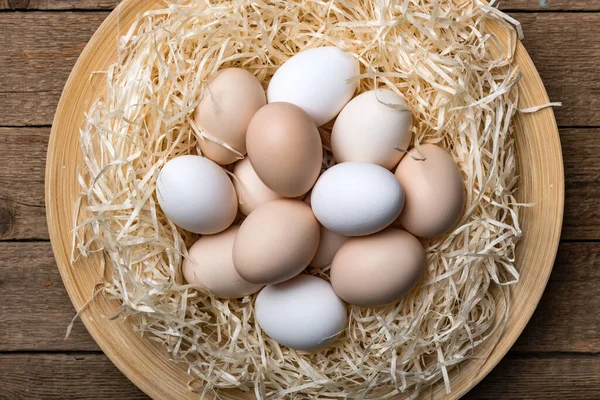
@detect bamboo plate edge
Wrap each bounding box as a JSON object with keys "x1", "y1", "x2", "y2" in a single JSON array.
[{"x1": 45, "y1": 1, "x2": 564, "y2": 399}]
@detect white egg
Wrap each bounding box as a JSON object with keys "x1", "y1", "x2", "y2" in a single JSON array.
[
  {"x1": 267, "y1": 47, "x2": 359, "y2": 126},
  {"x1": 255, "y1": 274, "x2": 347, "y2": 351},
  {"x1": 331, "y1": 89, "x2": 413, "y2": 170},
  {"x1": 311, "y1": 162, "x2": 405, "y2": 236},
  {"x1": 156, "y1": 155, "x2": 237, "y2": 234}
]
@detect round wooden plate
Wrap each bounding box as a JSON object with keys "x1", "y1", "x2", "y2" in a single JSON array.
[{"x1": 45, "y1": 1, "x2": 564, "y2": 398}]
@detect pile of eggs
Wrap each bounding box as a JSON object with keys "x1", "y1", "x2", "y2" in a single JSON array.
[{"x1": 157, "y1": 47, "x2": 465, "y2": 351}]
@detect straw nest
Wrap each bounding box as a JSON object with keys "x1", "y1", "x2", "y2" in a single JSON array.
[{"x1": 74, "y1": 0, "x2": 528, "y2": 398}]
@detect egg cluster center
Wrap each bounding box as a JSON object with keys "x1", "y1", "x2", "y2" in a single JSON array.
[{"x1": 157, "y1": 46, "x2": 465, "y2": 351}]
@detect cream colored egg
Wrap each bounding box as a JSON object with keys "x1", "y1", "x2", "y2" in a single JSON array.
[
  {"x1": 331, "y1": 229, "x2": 425, "y2": 307},
  {"x1": 395, "y1": 144, "x2": 465, "y2": 238},
  {"x1": 233, "y1": 157, "x2": 284, "y2": 215},
  {"x1": 183, "y1": 226, "x2": 263, "y2": 299},
  {"x1": 309, "y1": 226, "x2": 348, "y2": 269},
  {"x1": 331, "y1": 89, "x2": 412, "y2": 170},
  {"x1": 246, "y1": 102, "x2": 323, "y2": 197},
  {"x1": 194, "y1": 68, "x2": 266, "y2": 165},
  {"x1": 233, "y1": 199, "x2": 320, "y2": 284}
]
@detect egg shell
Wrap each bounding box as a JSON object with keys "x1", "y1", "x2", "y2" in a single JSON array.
[
  {"x1": 311, "y1": 162, "x2": 405, "y2": 236},
  {"x1": 255, "y1": 274, "x2": 347, "y2": 350},
  {"x1": 309, "y1": 226, "x2": 348, "y2": 268},
  {"x1": 194, "y1": 68, "x2": 266, "y2": 165},
  {"x1": 331, "y1": 229, "x2": 425, "y2": 307},
  {"x1": 331, "y1": 89, "x2": 413, "y2": 170},
  {"x1": 267, "y1": 47, "x2": 359, "y2": 126},
  {"x1": 233, "y1": 157, "x2": 284, "y2": 215},
  {"x1": 156, "y1": 155, "x2": 237, "y2": 234},
  {"x1": 395, "y1": 144, "x2": 465, "y2": 238},
  {"x1": 183, "y1": 226, "x2": 263, "y2": 298},
  {"x1": 246, "y1": 102, "x2": 323, "y2": 197},
  {"x1": 303, "y1": 190, "x2": 312, "y2": 206},
  {"x1": 233, "y1": 199, "x2": 320, "y2": 284}
]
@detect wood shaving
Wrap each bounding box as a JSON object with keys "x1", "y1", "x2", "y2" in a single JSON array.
[{"x1": 74, "y1": 0, "x2": 526, "y2": 398}]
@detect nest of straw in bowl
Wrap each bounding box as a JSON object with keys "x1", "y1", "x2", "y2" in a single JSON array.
[{"x1": 74, "y1": 0, "x2": 525, "y2": 398}]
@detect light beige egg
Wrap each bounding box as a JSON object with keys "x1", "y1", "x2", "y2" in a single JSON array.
[
  {"x1": 309, "y1": 226, "x2": 348, "y2": 269},
  {"x1": 246, "y1": 102, "x2": 323, "y2": 197},
  {"x1": 233, "y1": 157, "x2": 284, "y2": 215},
  {"x1": 331, "y1": 229, "x2": 425, "y2": 307},
  {"x1": 194, "y1": 68, "x2": 266, "y2": 165},
  {"x1": 395, "y1": 144, "x2": 465, "y2": 238},
  {"x1": 182, "y1": 226, "x2": 263, "y2": 299},
  {"x1": 233, "y1": 199, "x2": 320, "y2": 284},
  {"x1": 331, "y1": 89, "x2": 413, "y2": 170}
]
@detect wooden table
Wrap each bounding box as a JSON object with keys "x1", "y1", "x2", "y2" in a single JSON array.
[{"x1": 1, "y1": 1, "x2": 599, "y2": 398}]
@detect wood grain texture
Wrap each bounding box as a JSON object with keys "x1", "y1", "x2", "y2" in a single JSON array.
[
  {"x1": 2, "y1": 12, "x2": 599, "y2": 127},
  {"x1": 0, "y1": 242, "x2": 99, "y2": 351},
  {"x1": 0, "y1": 12, "x2": 108, "y2": 94},
  {"x1": 0, "y1": 91, "x2": 61, "y2": 127},
  {"x1": 0, "y1": 353, "x2": 597, "y2": 400},
  {"x1": 0, "y1": 0, "x2": 120, "y2": 9},
  {"x1": 561, "y1": 129, "x2": 600, "y2": 240},
  {"x1": 0, "y1": 128, "x2": 49, "y2": 240},
  {"x1": 512, "y1": 242, "x2": 600, "y2": 353},
  {"x1": 0, "y1": 353, "x2": 147, "y2": 400},
  {"x1": 465, "y1": 355, "x2": 600, "y2": 399},
  {"x1": 501, "y1": 0, "x2": 600, "y2": 11},
  {"x1": 518, "y1": 13, "x2": 600, "y2": 126},
  {"x1": 1, "y1": 241, "x2": 596, "y2": 353},
  {"x1": 10, "y1": 126, "x2": 598, "y2": 242}
]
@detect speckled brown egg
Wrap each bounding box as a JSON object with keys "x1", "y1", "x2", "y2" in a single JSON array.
[
  {"x1": 246, "y1": 102, "x2": 323, "y2": 197},
  {"x1": 394, "y1": 144, "x2": 465, "y2": 238},
  {"x1": 330, "y1": 229, "x2": 425, "y2": 307},
  {"x1": 194, "y1": 68, "x2": 266, "y2": 165},
  {"x1": 233, "y1": 199, "x2": 320, "y2": 284}
]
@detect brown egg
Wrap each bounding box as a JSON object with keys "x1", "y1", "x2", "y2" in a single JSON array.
[
  {"x1": 394, "y1": 144, "x2": 465, "y2": 238},
  {"x1": 331, "y1": 229, "x2": 425, "y2": 307},
  {"x1": 246, "y1": 102, "x2": 323, "y2": 197},
  {"x1": 309, "y1": 226, "x2": 348, "y2": 269},
  {"x1": 194, "y1": 68, "x2": 266, "y2": 165},
  {"x1": 183, "y1": 226, "x2": 263, "y2": 299},
  {"x1": 233, "y1": 199, "x2": 320, "y2": 284},
  {"x1": 233, "y1": 157, "x2": 284, "y2": 215}
]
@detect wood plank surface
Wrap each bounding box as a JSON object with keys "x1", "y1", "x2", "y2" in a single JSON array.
[
  {"x1": 0, "y1": 128, "x2": 49, "y2": 240},
  {"x1": 0, "y1": 242, "x2": 99, "y2": 351},
  {"x1": 0, "y1": 0, "x2": 120, "y2": 9},
  {"x1": 0, "y1": 352, "x2": 597, "y2": 400},
  {"x1": 0, "y1": 0, "x2": 598, "y2": 11},
  {"x1": 465, "y1": 354, "x2": 600, "y2": 400},
  {"x1": 501, "y1": 1, "x2": 600, "y2": 11},
  {"x1": 2, "y1": 127, "x2": 598, "y2": 241},
  {"x1": 0, "y1": 353, "x2": 147, "y2": 400},
  {"x1": 0, "y1": 12, "x2": 109, "y2": 94},
  {"x1": 512, "y1": 242, "x2": 600, "y2": 353},
  {"x1": 1, "y1": 241, "x2": 598, "y2": 353},
  {"x1": 0, "y1": 12, "x2": 599, "y2": 127}
]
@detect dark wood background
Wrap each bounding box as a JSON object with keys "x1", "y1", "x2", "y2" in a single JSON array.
[{"x1": 1, "y1": 0, "x2": 599, "y2": 398}]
